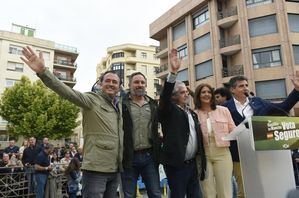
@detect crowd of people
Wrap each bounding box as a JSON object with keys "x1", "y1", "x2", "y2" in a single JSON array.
[
  {"x1": 7, "y1": 46, "x2": 299, "y2": 198},
  {"x1": 0, "y1": 137, "x2": 83, "y2": 198}
]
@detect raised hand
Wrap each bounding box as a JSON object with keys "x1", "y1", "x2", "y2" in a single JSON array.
[
  {"x1": 169, "y1": 48, "x2": 181, "y2": 74},
  {"x1": 291, "y1": 71, "x2": 299, "y2": 91},
  {"x1": 20, "y1": 46, "x2": 46, "y2": 74}
]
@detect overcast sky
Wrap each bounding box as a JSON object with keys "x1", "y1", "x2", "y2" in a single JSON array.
[{"x1": 0, "y1": 0, "x2": 179, "y2": 92}]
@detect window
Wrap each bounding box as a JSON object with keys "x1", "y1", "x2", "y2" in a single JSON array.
[
  {"x1": 255, "y1": 79, "x2": 286, "y2": 100},
  {"x1": 36, "y1": 50, "x2": 50, "y2": 61},
  {"x1": 5, "y1": 79, "x2": 19, "y2": 88},
  {"x1": 177, "y1": 44, "x2": 188, "y2": 59},
  {"x1": 9, "y1": 44, "x2": 23, "y2": 55},
  {"x1": 288, "y1": 14, "x2": 299, "y2": 32},
  {"x1": 112, "y1": 52, "x2": 124, "y2": 59},
  {"x1": 111, "y1": 62, "x2": 124, "y2": 70},
  {"x1": 7, "y1": 62, "x2": 24, "y2": 72},
  {"x1": 141, "y1": 52, "x2": 147, "y2": 59},
  {"x1": 246, "y1": 0, "x2": 273, "y2": 7},
  {"x1": 193, "y1": 7, "x2": 209, "y2": 29},
  {"x1": 173, "y1": 21, "x2": 186, "y2": 41},
  {"x1": 248, "y1": 15, "x2": 278, "y2": 37},
  {"x1": 293, "y1": 45, "x2": 299, "y2": 64},
  {"x1": 194, "y1": 33, "x2": 211, "y2": 54},
  {"x1": 195, "y1": 60, "x2": 213, "y2": 80},
  {"x1": 177, "y1": 69, "x2": 189, "y2": 82},
  {"x1": 252, "y1": 46, "x2": 282, "y2": 69}
]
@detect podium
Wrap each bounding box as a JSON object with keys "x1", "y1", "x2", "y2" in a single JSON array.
[{"x1": 236, "y1": 117, "x2": 296, "y2": 198}]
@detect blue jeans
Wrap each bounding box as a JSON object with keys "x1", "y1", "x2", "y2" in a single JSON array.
[
  {"x1": 24, "y1": 166, "x2": 36, "y2": 193},
  {"x1": 164, "y1": 160, "x2": 202, "y2": 198},
  {"x1": 82, "y1": 170, "x2": 119, "y2": 198},
  {"x1": 121, "y1": 151, "x2": 161, "y2": 198},
  {"x1": 35, "y1": 173, "x2": 48, "y2": 198}
]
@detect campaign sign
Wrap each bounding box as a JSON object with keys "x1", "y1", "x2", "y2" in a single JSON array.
[{"x1": 251, "y1": 116, "x2": 299, "y2": 150}]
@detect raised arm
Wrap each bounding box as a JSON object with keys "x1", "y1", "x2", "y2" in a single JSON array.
[
  {"x1": 21, "y1": 46, "x2": 93, "y2": 109},
  {"x1": 158, "y1": 49, "x2": 182, "y2": 115}
]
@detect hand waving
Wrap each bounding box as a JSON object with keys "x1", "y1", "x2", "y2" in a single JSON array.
[
  {"x1": 291, "y1": 71, "x2": 299, "y2": 91},
  {"x1": 20, "y1": 46, "x2": 46, "y2": 74},
  {"x1": 169, "y1": 48, "x2": 182, "y2": 74}
]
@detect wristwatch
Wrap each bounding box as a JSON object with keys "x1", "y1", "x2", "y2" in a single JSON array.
[{"x1": 45, "y1": 167, "x2": 48, "y2": 171}]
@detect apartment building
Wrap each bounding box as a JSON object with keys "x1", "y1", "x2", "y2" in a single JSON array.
[
  {"x1": 0, "y1": 24, "x2": 79, "y2": 144},
  {"x1": 97, "y1": 43, "x2": 161, "y2": 98},
  {"x1": 150, "y1": 0, "x2": 299, "y2": 113}
]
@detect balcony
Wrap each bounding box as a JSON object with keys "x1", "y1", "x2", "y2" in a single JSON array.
[
  {"x1": 155, "y1": 64, "x2": 168, "y2": 75},
  {"x1": 219, "y1": 35, "x2": 241, "y2": 55},
  {"x1": 56, "y1": 75, "x2": 76, "y2": 83},
  {"x1": 222, "y1": 65, "x2": 244, "y2": 78},
  {"x1": 155, "y1": 47, "x2": 168, "y2": 59},
  {"x1": 54, "y1": 59, "x2": 77, "y2": 69},
  {"x1": 218, "y1": 6, "x2": 238, "y2": 29}
]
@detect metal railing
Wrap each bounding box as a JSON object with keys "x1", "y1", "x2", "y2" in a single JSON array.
[
  {"x1": 0, "y1": 166, "x2": 69, "y2": 198},
  {"x1": 155, "y1": 46, "x2": 167, "y2": 54},
  {"x1": 218, "y1": 6, "x2": 238, "y2": 20},
  {"x1": 222, "y1": 65, "x2": 244, "y2": 77},
  {"x1": 54, "y1": 59, "x2": 77, "y2": 67},
  {"x1": 155, "y1": 64, "x2": 168, "y2": 74},
  {"x1": 219, "y1": 35, "x2": 241, "y2": 48}
]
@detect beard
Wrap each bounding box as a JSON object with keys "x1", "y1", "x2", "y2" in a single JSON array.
[{"x1": 131, "y1": 88, "x2": 146, "y2": 96}]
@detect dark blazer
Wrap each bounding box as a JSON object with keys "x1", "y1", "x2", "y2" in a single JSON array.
[
  {"x1": 158, "y1": 81, "x2": 206, "y2": 180},
  {"x1": 224, "y1": 89, "x2": 299, "y2": 162},
  {"x1": 122, "y1": 93, "x2": 161, "y2": 169}
]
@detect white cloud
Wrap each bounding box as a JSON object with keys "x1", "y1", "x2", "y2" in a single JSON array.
[{"x1": 0, "y1": 0, "x2": 179, "y2": 91}]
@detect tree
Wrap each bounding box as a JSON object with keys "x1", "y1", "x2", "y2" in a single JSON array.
[{"x1": 0, "y1": 76, "x2": 80, "y2": 140}]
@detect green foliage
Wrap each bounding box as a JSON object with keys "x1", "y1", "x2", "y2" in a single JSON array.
[{"x1": 0, "y1": 76, "x2": 80, "y2": 139}]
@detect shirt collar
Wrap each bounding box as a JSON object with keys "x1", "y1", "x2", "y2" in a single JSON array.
[{"x1": 233, "y1": 97, "x2": 249, "y2": 106}]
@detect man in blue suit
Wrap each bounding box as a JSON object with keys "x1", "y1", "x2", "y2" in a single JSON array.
[{"x1": 224, "y1": 74, "x2": 299, "y2": 198}]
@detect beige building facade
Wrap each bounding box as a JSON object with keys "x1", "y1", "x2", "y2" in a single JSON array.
[
  {"x1": 150, "y1": 0, "x2": 299, "y2": 113},
  {"x1": 97, "y1": 44, "x2": 161, "y2": 98},
  {"x1": 0, "y1": 24, "x2": 80, "y2": 145}
]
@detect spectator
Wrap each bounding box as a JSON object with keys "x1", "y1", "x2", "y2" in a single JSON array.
[
  {"x1": 40, "y1": 137, "x2": 49, "y2": 150},
  {"x1": 65, "y1": 158, "x2": 82, "y2": 198},
  {"x1": 214, "y1": 87, "x2": 232, "y2": 105},
  {"x1": 60, "y1": 150, "x2": 72, "y2": 172},
  {"x1": 51, "y1": 152, "x2": 61, "y2": 174},
  {"x1": 22, "y1": 137, "x2": 40, "y2": 166},
  {"x1": 35, "y1": 144, "x2": 54, "y2": 198},
  {"x1": 19, "y1": 139, "x2": 28, "y2": 159},
  {"x1": 74, "y1": 147, "x2": 83, "y2": 163},
  {"x1": 0, "y1": 153, "x2": 10, "y2": 167},
  {"x1": 70, "y1": 146, "x2": 77, "y2": 158},
  {"x1": 4, "y1": 139, "x2": 19, "y2": 157}
]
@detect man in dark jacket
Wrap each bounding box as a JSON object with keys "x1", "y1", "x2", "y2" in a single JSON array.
[
  {"x1": 158, "y1": 49, "x2": 206, "y2": 198},
  {"x1": 224, "y1": 74, "x2": 299, "y2": 198},
  {"x1": 122, "y1": 72, "x2": 161, "y2": 198}
]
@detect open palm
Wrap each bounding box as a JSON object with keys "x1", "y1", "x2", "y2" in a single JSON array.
[
  {"x1": 169, "y1": 48, "x2": 181, "y2": 73},
  {"x1": 21, "y1": 46, "x2": 46, "y2": 74}
]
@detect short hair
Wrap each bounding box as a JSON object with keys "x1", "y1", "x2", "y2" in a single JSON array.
[
  {"x1": 128, "y1": 72, "x2": 147, "y2": 84},
  {"x1": 99, "y1": 70, "x2": 121, "y2": 85},
  {"x1": 194, "y1": 83, "x2": 216, "y2": 110},
  {"x1": 214, "y1": 87, "x2": 232, "y2": 100},
  {"x1": 172, "y1": 81, "x2": 185, "y2": 96},
  {"x1": 229, "y1": 76, "x2": 248, "y2": 88}
]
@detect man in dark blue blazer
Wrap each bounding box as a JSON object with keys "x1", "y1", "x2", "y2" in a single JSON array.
[
  {"x1": 158, "y1": 49, "x2": 206, "y2": 198},
  {"x1": 224, "y1": 74, "x2": 299, "y2": 198}
]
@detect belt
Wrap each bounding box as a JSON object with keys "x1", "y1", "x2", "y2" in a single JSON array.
[
  {"x1": 184, "y1": 158, "x2": 195, "y2": 164},
  {"x1": 134, "y1": 148, "x2": 152, "y2": 154}
]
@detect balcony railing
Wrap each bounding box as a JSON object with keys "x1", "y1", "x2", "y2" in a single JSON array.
[
  {"x1": 57, "y1": 76, "x2": 76, "y2": 82},
  {"x1": 155, "y1": 64, "x2": 168, "y2": 74},
  {"x1": 54, "y1": 59, "x2": 77, "y2": 67},
  {"x1": 156, "y1": 46, "x2": 167, "y2": 53},
  {"x1": 222, "y1": 65, "x2": 244, "y2": 77},
  {"x1": 219, "y1": 35, "x2": 241, "y2": 48},
  {"x1": 218, "y1": 6, "x2": 238, "y2": 20}
]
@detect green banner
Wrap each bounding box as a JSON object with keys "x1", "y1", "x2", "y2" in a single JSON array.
[{"x1": 251, "y1": 116, "x2": 299, "y2": 150}]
